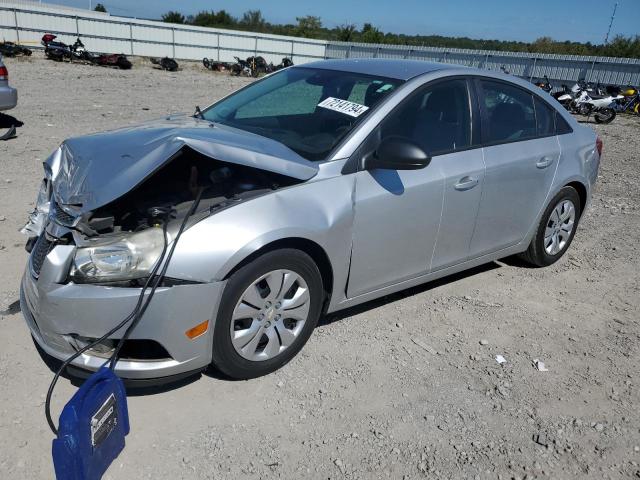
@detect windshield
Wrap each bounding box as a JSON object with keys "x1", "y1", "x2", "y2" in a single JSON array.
[{"x1": 202, "y1": 67, "x2": 403, "y2": 161}]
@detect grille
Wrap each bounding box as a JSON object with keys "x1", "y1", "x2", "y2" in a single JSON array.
[
  {"x1": 53, "y1": 202, "x2": 76, "y2": 226},
  {"x1": 30, "y1": 235, "x2": 54, "y2": 278}
]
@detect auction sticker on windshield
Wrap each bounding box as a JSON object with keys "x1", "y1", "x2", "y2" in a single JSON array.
[{"x1": 318, "y1": 97, "x2": 369, "y2": 117}]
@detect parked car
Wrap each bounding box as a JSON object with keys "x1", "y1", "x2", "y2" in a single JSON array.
[
  {"x1": 21, "y1": 59, "x2": 600, "y2": 381},
  {"x1": 0, "y1": 55, "x2": 17, "y2": 112}
]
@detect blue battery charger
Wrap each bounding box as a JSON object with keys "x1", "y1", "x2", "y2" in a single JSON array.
[{"x1": 52, "y1": 366, "x2": 130, "y2": 480}]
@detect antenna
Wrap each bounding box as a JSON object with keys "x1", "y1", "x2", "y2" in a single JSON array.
[{"x1": 604, "y1": 1, "x2": 619, "y2": 44}]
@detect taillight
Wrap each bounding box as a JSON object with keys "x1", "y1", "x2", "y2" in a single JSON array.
[
  {"x1": 596, "y1": 136, "x2": 603, "y2": 157},
  {"x1": 0, "y1": 65, "x2": 7, "y2": 80}
]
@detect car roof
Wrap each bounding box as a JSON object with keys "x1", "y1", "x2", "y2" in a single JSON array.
[{"x1": 299, "y1": 58, "x2": 466, "y2": 81}]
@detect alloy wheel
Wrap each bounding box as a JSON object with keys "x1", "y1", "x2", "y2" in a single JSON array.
[
  {"x1": 230, "y1": 269, "x2": 310, "y2": 361},
  {"x1": 544, "y1": 199, "x2": 576, "y2": 255}
]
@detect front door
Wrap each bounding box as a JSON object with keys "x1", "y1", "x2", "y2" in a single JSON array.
[{"x1": 347, "y1": 78, "x2": 483, "y2": 297}]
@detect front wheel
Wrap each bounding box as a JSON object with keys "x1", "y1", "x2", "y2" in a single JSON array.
[
  {"x1": 211, "y1": 249, "x2": 324, "y2": 379},
  {"x1": 594, "y1": 107, "x2": 616, "y2": 124},
  {"x1": 520, "y1": 187, "x2": 582, "y2": 267}
]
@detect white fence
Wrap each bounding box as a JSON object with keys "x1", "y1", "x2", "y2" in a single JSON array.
[
  {"x1": 1, "y1": 1, "x2": 639, "y2": 86},
  {"x1": 327, "y1": 42, "x2": 640, "y2": 87},
  {"x1": 0, "y1": 2, "x2": 326, "y2": 64}
]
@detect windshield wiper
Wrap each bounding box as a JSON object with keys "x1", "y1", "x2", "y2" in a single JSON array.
[{"x1": 194, "y1": 105, "x2": 204, "y2": 119}]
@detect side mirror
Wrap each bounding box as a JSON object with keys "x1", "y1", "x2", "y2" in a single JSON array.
[{"x1": 365, "y1": 136, "x2": 431, "y2": 171}]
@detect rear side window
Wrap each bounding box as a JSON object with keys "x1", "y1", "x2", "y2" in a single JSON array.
[
  {"x1": 534, "y1": 97, "x2": 555, "y2": 137},
  {"x1": 480, "y1": 80, "x2": 536, "y2": 144},
  {"x1": 555, "y1": 111, "x2": 573, "y2": 135}
]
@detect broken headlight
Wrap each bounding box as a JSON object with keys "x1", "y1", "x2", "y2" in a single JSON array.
[{"x1": 71, "y1": 228, "x2": 166, "y2": 283}]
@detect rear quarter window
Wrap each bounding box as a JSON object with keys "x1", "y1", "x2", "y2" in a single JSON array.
[
  {"x1": 534, "y1": 97, "x2": 555, "y2": 137},
  {"x1": 555, "y1": 110, "x2": 573, "y2": 135}
]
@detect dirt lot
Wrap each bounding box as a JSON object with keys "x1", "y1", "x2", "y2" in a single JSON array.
[{"x1": 0, "y1": 54, "x2": 639, "y2": 479}]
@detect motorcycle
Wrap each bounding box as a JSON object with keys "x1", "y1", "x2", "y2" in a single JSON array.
[
  {"x1": 533, "y1": 75, "x2": 552, "y2": 93},
  {"x1": 554, "y1": 80, "x2": 595, "y2": 111},
  {"x1": 611, "y1": 86, "x2": 640, "y2": 115},
  {"x1": 151, "y1": 57, "x2": 178, "y2": 72},
  {"x1": 571, "y1": 88, "x2": 622, "y2": 123},
  {"x1": 0, "y1": 41, "x2": 32, "y2": 57},
  {"x1": 230, "y1": 56, "x2": 253, "y2": 76},
  {"x1": 230, "y1": 56, "x2": 270, "y2": 77},
  {"x1": 202, "y1": 58, "x2": 230, "y2": 72},
  {"x1": 266, "y1": 57, "x2": 294, "y2": 73},
  {"x1": 41, "y1": 34, "x2": 131, "y2": 69},
  {"x1": 92, "y1": 53, "x2": 132, "y2": 70},
  {"x1": 41, "y1": 34, "x2": 88, "y2": 62}
]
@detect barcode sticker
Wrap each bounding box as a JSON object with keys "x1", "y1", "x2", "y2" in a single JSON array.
[
  {"x1": 91, "y1": 394, "x2": 118, "y2": 449},
  {"x1": 318, "y1": 97, "x2": 369, "y2": 117}
]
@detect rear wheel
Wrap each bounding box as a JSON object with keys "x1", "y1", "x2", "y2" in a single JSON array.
[
  {"x1": 116, "y1": 57, "x2": 132, "y2": 70},
  {"x1": 211, "y1": 249, "x2": 324, "y2": 379},
  {"x1": 594, "y1": 107, "x2": 616, "y2": 124},
  {"x1": 520, "y1": 187, "x2": 581, "y2": 267}
]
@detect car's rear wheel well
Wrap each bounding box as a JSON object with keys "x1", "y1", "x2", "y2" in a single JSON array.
[
  {"x1": 224, "y1": 238, "x2": 334, "y2": 310},
  {"x1": 566, "y1": 181, "x2": 587, "y2": 217}
]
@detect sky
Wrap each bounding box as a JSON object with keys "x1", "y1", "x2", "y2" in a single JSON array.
[{"x1": 41, "y1": 0, "x2": 640, "y2": 44}]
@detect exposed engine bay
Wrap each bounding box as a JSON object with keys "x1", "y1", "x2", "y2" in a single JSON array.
[{"x1": 81, "y1": 147, "x2": 298, "y2": 236}]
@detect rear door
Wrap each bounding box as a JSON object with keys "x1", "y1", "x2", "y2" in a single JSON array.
[{"x1": 469, "y1": 79, "x2": 560, "y2": 257}]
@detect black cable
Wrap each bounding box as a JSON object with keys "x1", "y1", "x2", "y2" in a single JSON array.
[
  {"x1": 45, "y1": 222, "x2": 169, "y2": 436},
  {"x1": 45, "y1": 188, "x2": 203, "y2": 435},
  {"x1": 109, "y1": 188, "x2": 203, "y2": 369}
]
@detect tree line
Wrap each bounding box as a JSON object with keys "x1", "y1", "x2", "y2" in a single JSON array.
[{"x1": 160, "y1": 10, "x2": 640, "y2": 59}]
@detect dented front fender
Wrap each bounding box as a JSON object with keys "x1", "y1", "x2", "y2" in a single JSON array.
[{"x1": 164, "y1": 162, "x2": 355, "y2": 305}]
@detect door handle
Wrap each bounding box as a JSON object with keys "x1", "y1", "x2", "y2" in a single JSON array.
[
  {"x1": 536, "y1": 156, "x2": 554, "y2": 169},
  {"x1": 454, "y1": 176, "x2": 479, "y2": 191}
]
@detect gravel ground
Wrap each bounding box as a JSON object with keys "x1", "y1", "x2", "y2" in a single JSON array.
[{"x1": 0, "y1": 54, "x2": 639, "y2": 480}]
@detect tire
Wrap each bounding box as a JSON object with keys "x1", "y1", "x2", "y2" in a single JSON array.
[
  {"x1": 594, "y1": 108, "x2": 616, "y2": 124},
  {"x1": 519, "y1": 186, "x2": 582, "y2": 267},
  {"x1": 211, "y1": 248, "x2": 324, "y2": 379},
  {"x1": 117, "y1": 57, "x2": 132, "y2": 70},
  {"x1": 202, "y1": 58, "x2": 211, "y2": 69}
]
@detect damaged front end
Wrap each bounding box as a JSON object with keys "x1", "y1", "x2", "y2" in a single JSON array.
[
  {"x1": 22, "y1": 117, "x2": 319, "y2": 284},
  {"x1": 19, "y1": 117, "x2": 319, "y2": 377}
]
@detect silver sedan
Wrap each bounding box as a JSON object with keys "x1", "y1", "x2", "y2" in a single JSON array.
[
  {"x1": 21, "y1": 59, "x2": 600, "y2": 380},
  {"x1": 0, "y1": 55, "x2": 17, "y2": 111}
]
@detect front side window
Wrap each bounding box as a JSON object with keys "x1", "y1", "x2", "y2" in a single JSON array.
[
  {"x1": 480, "y1": 80, "x2": 536, "y2": 144},
  {"x1": 377, "y1": 79, "x2": 472, "y2": 155},
  {"x1": 203, "y1": 68, "x2": 402, "y2": 161}
]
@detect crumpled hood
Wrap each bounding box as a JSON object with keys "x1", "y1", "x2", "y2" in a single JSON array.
[{"x1": 47, "y1": 114, "x2": 319, "y2": 213}]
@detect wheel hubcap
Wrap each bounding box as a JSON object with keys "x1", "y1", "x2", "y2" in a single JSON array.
[
  {"x1": 544, "y1": 199, "x2": 576, "y2": 255},
  {"x1": 230, "y1": 269, "x2": 310, "y2": 361}
]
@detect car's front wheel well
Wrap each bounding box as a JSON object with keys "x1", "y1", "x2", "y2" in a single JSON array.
[
  {"x1": 223, "y1": 238, "x2": 334, "y2": 310},
  {"x1": 565, "y1": 181, "x2": 587, "y2": 217}
]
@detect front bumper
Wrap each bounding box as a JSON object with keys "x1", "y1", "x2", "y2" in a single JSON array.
[
  {"x1": 0, "y1": 84, "x2": 17, "y2": 111},
  {"x1": 20, "y1": 244, "x2": 226, "y2": 379}
]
